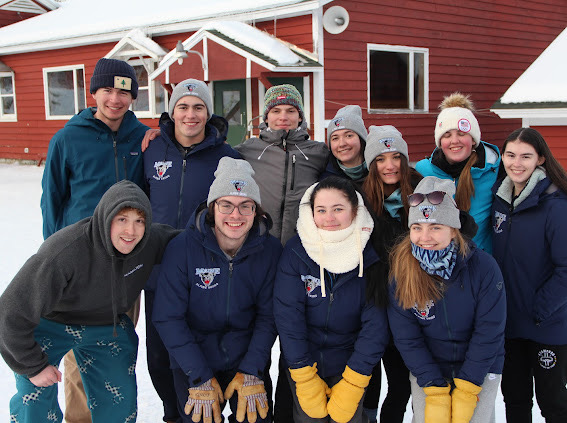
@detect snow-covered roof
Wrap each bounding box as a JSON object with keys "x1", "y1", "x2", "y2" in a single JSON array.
[
  {"x1": 493, "y1": 27, "x2": 567, "y2": 108},
  {"x1": 106, "y1": 28, "x2": 168, "y2": 61},
  {"x1": 0, "y1": 0, "x2": 326, "y2": 54}
]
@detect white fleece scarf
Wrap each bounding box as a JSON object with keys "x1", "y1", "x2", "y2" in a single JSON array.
[{"x1": 296, "y1": 183, "x2": 374, "y2": 297}]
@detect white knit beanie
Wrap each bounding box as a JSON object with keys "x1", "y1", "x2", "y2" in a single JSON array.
[{"x1": 434, "y1": 107, "x2": 481, "y2": 148}]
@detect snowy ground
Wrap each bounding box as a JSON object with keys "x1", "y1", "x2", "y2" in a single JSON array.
[{"x1": 0, "y1": 162, "x2": 544, "y2": 422}]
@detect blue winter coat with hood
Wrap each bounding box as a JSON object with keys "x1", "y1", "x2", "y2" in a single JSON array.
[
  {"x1": 492, "y1": 176, "x2": 567, "y2": 345},
  {"x1": 152, "y1": 204, "x2": 282, "y2": 387},
  {"x1": 273, "y1": 235, "x2": 389, "y2": 379},
  {"x1": 143, "y1": 113, "x2": 240, "y2": 229},
  {"x1": 387, "y1": 242, "x2": 506, "y2": 387}
]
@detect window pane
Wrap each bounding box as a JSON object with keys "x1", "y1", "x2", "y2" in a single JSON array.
[
  {"x1": 2, "y1": 97, "x2": 14, "y2": 114},
  {"x1": 48, "y1": 70, "x2": 75, "y2": 116},
  {"x1": 154, "y1": 82, "x2": 166, "y2": 113},
  {"x1": 134, "y1": 65, "x2": 148, "y2": 86},
  {"x1": 223, "y1": 90, "x2": 241, "y2": 125},
  {"x1": 132, "y1": 88, "x2": 149, "y2": 111},
  {"x1": 414, "y1": 53, "x2": 425, "y2": 110},
  {"x1": 0, "y1": 76, "x2": 13, "y2": 94},
  {"x1": 369, "y1": 50, "x2": 409, "y2": 109},
  {"x1": 76, "y1": 69, "x2": 85, "y2": 110}
]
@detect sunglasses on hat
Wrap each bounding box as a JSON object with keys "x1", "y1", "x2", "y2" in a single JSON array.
[{"x1": 408, "y1": 191, "x2": 456, "y2": 207}]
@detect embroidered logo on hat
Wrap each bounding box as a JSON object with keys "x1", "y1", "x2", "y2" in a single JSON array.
[
  {"x1": 276, "y1": 95, "x2": 287, "y2": 100},
  {"x1": 420, "y1": 205, "x2": 435, "y2": 219},
  {"x1": 195, "y1": 268, "x2": 221, "y2": 290},
  {"x1": 231, "y1": 180, "x2": 247, "y2": 191},
  {"x1": 153, "y1": 161, "x2": 172, "y2": 181},
  {"x1": 380, "y1": 138, "x2": 394, "y2": 149},
  {"x1": 114, "y1": 76, "x2": 132, "y2": 91},
  {"x1": 458, "y1": 118, "x2": 471, "y2": 133},
  {"x1": 184, "y1": 83, "x2": 196, "y2": 91},
  {"x1": 332, "y1": 117, "x2": 344, "y2": 127}
]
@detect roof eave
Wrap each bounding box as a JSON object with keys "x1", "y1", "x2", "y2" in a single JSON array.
[{"x1": 491, "y1": 106, "x2": 567, "y2": 119}]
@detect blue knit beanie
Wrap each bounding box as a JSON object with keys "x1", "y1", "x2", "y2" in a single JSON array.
[{"x1": 90, "y1": 58, "x2": 139, "y2": 99}]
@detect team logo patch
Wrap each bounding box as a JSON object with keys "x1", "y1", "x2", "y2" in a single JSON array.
[
  {"x1": 493, "y1": 211, "x2": 506, "y2": 234},
  {"x1": 413, "y1": 300, "x2": 435, "y2": 320},
  {"x1": 380, "y1": 137, "x2": 395, "y2": 149},
  {"x1": 195, "y1": 268, "x2": 221, "y2": 290},
  {"x1": 114, "y1": 76, "x2": 132, "y2": 91},
  {"x1": 231, "y1": 180, "x2": 247, "y2": 192},
  {"x1": 153, "y1": 161, "x2": 172, "y2": 181},
  {"x1": 277, "y1": 95, "x2": 287, "y2": 100},
  {"x1": 301, "y1": 275, "x2": 321, "y2": 298},
  {"x1": 538, "y1": 349, "x2": 557, "y2": 369},
  {"x1": 183, "y1": 83, "x2": 197, "y2": 92},
  {"x1": 458, "y1": 119, "x2": 471, "y2": 133},
  {"x1": 420, "y1": 205, "x2": 436, "y2": 219},
  {"x1": 332, "y1": 117, "x2": 344, "y2": 127}
]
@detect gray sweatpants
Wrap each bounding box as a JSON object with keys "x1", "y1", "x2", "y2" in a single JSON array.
[{"x1": 409, "y1": 372, "x2": 501, "y2": 423}]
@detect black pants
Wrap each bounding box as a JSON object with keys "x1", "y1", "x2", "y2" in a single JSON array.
[
  {"x1": 502, "y1": 338, "x2": 567, "y2": 423},
  {"x1": 274, "y1": 354, "x2": 295, "y2": 422},
  {"x1": 362, "y1": 344, "x2": 410, "y2": 422}
]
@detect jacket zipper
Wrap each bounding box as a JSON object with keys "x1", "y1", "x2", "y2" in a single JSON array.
[
  {"x1": 290, "y1": 154, "x2": 296, "y2": 191},
  {"x1": 320, "y1": 273, "x2": 334, "y2": 374},
  {"x1": 221, "y1": 261, "x2": 234, "y2": 369},
  {"x1": 177, "y1": 158, "x2": 187, "y2": 228},
  {"x1": 122, "y1": 156, "x2": 128, "y2": 180},
  {"x1": 279, "y1": 141, "x2": 290, "y2": 232},
  {"x1": 113, "y1": 138, "x2": 119, "y2": 182}
]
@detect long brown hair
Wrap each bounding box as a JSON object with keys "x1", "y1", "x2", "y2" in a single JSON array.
[
  {"x1": 389, "y1": 230, "x2": 469, "y2": 309},
  {"x1": 454, "y1": 150, "x2": 477, "y2": 212}
]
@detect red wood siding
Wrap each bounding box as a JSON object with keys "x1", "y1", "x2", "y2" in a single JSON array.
[
  {"x1": 534, "y1": 125, "x2": 567, "y2": 170},
  {"x1": 0, "y1": 10, "x2": 37, "y2": 27},
  {"x1": 256, "y1": 15, "x2": 313, "y2": 51},
  {"x1": 324, "y1": 0, "x2": 567, "y2": 161}
]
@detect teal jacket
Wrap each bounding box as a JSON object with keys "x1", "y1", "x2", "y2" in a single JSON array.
[
  {"x1": 41, "y1": 108, "x2": 148, "y2": 239},
  {"x1": 415, "y1": 141, "x2": 500, "y2": 253}
]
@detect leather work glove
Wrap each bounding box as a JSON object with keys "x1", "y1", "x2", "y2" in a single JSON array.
[
  {"x1": 423, "y1": 384, "x2": 451, "y2": 423},
  {"x1": 224, "y1": 372, "x2": 269, "y2": 423},
  {"x1": 184, "y1": 378, "x2": 224, "y2": 423},
  {"x1": 327, "y1": 366, "x2": 371, "y2": 423},
  {"x1": 451, "y1": 378, "x2": 482, "y2": 423},
  {"x1": 289, "y1": 363, "x2": 331, "y2": 418}
]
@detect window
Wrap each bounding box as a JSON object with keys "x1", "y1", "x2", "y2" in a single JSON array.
[
  {"x1": 0, "y1": 71, "x2": 16, "y2": 121},
  {"x1": 43, "y1": 65, "x2": 86, "y2": 119},
  {"x1": 367, "y1": 44, "x2": 428, "y2": 113},
  {"x1": 131, "y1": 64, "x2": 167, "y2": 118}
]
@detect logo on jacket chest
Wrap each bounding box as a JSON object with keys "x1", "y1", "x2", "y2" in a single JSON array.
[
  {"x1": 413, "y1": 300, "x2": 435, "y2": 320},
  {"x1": 195, "y1": 268, "x2": 221, "y2": 290},
  {"x1": 301, "y1": 274, "x2": 322, "y2": 298},
  {"x1": 153, "y1": 161, "x2": 173, "y2": 181},
  {"x1": 493, "y1": 211, "x2": 506, "y2": 234}
]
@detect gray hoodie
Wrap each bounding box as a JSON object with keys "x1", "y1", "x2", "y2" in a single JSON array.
[
  {"x1": 235, "y1": 122, "x2": 329, "y2": 244},
  {"x1": 0, "y1": 180, "x2": 178, "y2": 377}
]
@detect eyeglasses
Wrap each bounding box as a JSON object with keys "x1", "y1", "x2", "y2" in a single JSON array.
[
  {"x1": 408, "y1": 191, "x2": 456, "y2": 207},
  {"x1": 215, "y1": 201, "x2": 256, "y2": 216}
]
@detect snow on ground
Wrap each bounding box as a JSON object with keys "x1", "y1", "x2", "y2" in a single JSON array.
[{"x1": 0, "y1": 162, "x2": 544, "y2": 422}]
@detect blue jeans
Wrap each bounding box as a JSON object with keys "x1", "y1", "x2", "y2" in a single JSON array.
[{"x1": 10, "y1": 316, "x2": 138, "y2": 423}]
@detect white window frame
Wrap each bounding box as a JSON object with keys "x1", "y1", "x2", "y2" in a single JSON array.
[
  {"x1": 0, "y1": 71, "x2": 17, "y2": 121},
  {"x1": 367, "y1": 44, "x2": 429, "y2": 113},
  {"x1": 43, "y1": 65, "x2": 86, "y2": 120},
  {"x1": 129, "y1": 60, "x2": 168, "y2": 119}
]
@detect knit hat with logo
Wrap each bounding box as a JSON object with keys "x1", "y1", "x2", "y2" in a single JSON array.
[
  {"x1": 263, "y1": 84, "x2": 305, "y2": 123},
  {"x1": 207, "y1": 157, "x2": 261, "y2": 206},
  {"x1": 169, "y1": 78, "x2": 213, "y2": 121},
  {"x1": 434, "y1": 92, "x2": 481, "y2": 148},
  {"x1": 407, "y1": 176, "x2": 461, "y2": 229},
  {"x1": 364, "y1": 125, "x2": 409, "y2": 165},
  {"x1": 90, "y1": 58, "x2": 139, "y2": 99},
  {"x1": 327, "y1": 105, "x2": 368, "y2": 144}
]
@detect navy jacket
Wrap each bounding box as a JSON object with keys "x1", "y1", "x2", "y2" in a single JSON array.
[
  {"x1": 143, "y1": 114, "x2": 240, "y2": 229},
  {"x1": 152, "y1": 205, "x2": 282, "y2": 387},
  {"x1": 274, "y1": 235, "x2": 389, "y2": 378},
  {"x1": 492, "y1": 177, "x2": 567, "y2": 345},
  {"x1": 388, "y1": 243, "x2": 506, "y2": 387}
]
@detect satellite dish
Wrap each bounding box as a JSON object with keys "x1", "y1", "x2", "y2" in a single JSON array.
[{"x1": 323, "y1": 6, "x2": 350, "y2": 34}]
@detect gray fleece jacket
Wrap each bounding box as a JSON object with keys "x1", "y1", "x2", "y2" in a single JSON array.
[
  {"x1": 235, "y1": 122, "x2": 329, "y2": 244},
  {"x1": 0, "y1": 180, "x2": 178, "y2": 377}
]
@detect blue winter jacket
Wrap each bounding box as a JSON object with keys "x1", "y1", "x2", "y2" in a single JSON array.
[
  {"x1": 415, "y1": 141, "x2": 500, "y2": 253},
  {"x1": 387, "y1": 243, "x2": 506, "y2": 387},
  {"x1": 152, "y1": 205, "x2": 282, "y2": 387},
  {"x1": 143, "y1": 114, "x2": 240, "y2": 229},
  {"x1": 41, "y1": 108, "x2": 148, "y2": 239},
  {"x1": 273, "y1": 235, "x2": 389, "y2": 378},
  {"x1": 492, "y1": 177, "x2": 567, "y2": 345}
]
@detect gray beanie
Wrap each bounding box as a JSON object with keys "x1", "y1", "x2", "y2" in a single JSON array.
[
  {"x1": 327, "y1": 105, "x2": 368, "y2": 144},
  {"x1": 364, "y1": 125, "x2": 409, "y2": 165},
  {"x1": 407, "y1": 176, "x2": 461, "y2": 229},
  {"x1": 207, "y1": 157, "x2": 261, "y2": 206},
  {"x1": 169, "y1": 79, "x2": 213, "y2": 121}
]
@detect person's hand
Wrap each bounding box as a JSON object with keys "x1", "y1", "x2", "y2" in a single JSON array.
[
  {"x1": 141, "y1": 128, "x2": 161, "y2": 152},
  {"x1": 184, "y1": 377, "x2": 224, "y2": 423},
  {"x1": 29, "y1": 365, "x2": 62, "y2": 387},
  {"x1": 289, "y1": 363, "x2": 331, "y2": 418},
  {"x1": 423, "y1": 384, "x2": 451, "y2": 423},
  {"x1": 327, "y1": 366, "x2": 371, "y2": 423},
  {"x1": 451, "y1": 378, "x2": 481, "y2": 423},
  {"x1": 224, "y1": 372, "x2": 269, "y2": 423}
]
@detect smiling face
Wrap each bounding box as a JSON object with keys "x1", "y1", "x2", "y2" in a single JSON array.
[
  {"x1": 110, "y1": 208, "x2": 146, "y2": 255},
  {"x1": 313, "y1": 188, "x2": 356, "y2": 231},
  {"x1": 172, "y1": 96, "x2": 208, "y2": 147},
  {"x1": 214, "y1": 196, "x2": 256, "y2": 253},
  {"x1": 92, "y1": 87, "x2": 133, "y2": 132},
  {"x1": 266, "y1": 105, "x2": 301, "y2": 131},
  {"x1": 410, "y1": 222, "x2": 455, "y2": 250},
  {"x1": 440, "y1": 129, "x2": 474, "y2": 164},
  {"x1": 502, "y1": 139, "x2": 545, "y2": 194},
  {"x1": 329, "y1": 129, "x2": 363, "y2": 167},
  {"x1": 375, "y1": 151, "x2": 402, "y2": 186}
]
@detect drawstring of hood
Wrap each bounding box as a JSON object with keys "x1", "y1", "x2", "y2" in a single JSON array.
[
  {"x1": 294, "y1": 143, "x2": 309, "y2": 160},
  {"x1": 257, "y1": 142, "x2": 278, "y2": 160}
]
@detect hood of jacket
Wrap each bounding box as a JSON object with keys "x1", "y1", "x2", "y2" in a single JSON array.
[{"x1": 258, "y1": 120, "x2": 310, "y2": 146}]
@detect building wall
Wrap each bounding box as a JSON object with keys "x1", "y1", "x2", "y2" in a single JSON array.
[
  {"x1": 0, "y1": 10, "x2": 37, "y2": 27},
  {"x1": 323, "y1": 0, "x2": 567, "y2": 160},
  {"x1": 534, "y1": 125, "x2": 567, "y2": 169}
]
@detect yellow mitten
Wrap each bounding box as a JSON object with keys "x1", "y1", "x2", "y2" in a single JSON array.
[
  {"x1": 289, "y1": 363, "x2": 331, "y2": 418},
  {"x1": 184, "y1": 377, "x2": 224, "y2": 423},
  {"x1": 423, "y1": 384, "x2": 451, "y2": 423},
  {"x1": 327, "y1": 366, "x2": 371, "y2": 423},
  {"x1": 451, "y1": 378, "x2": 482, "y2": 423},
  {"x1": 224, "y1": 372, "x2": 268, "y2": 423}
]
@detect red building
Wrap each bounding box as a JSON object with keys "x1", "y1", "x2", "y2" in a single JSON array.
[{"x1": 0, "y1": 0, "x2": 565, "y2": 162}]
